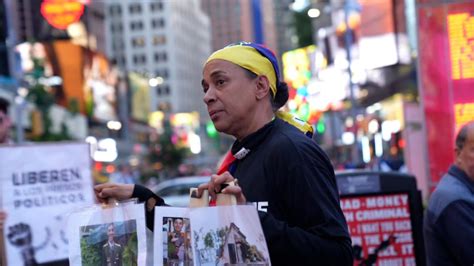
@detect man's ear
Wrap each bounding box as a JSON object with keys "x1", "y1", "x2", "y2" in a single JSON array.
[{"x1": 255, "y1": 76, "x2": 271, "y2": 100}]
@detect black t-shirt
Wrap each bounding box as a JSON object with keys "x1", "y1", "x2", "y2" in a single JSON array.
[{"x1": 228, "y1": 118, "x2": 352, "y2": 265}]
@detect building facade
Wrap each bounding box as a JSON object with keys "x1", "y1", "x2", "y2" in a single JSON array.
[
  {"x1": 201, "y1": 0, "x2": 278, "y2": 56},
  {"x1": 101, "y1": 0, "x2": 211, "y2": 119}
]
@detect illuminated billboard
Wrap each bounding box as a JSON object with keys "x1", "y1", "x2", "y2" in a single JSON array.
[
  {"x1": 418, "y1": 1, "x2": 474, "y2": 190},
  {"x1": 40, "y1": 0, "x2": 85, "y2": 30},
  {"x1": 282, "y1": 45, "x2": 329, "y2": 124},
  {"x1": 16, "y1": 41, "x2": 118, "y2": 122},
  {"x1": 447, "y1": 12, "x2": 474, "y2": 80}
]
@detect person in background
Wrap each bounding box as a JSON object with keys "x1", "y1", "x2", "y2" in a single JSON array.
[
  {"x1": 110, "y1": 164, "x2": 136, "y2": 184},
  {"x1": 0, "y1": 97, "x2": 12, "y2": 145},
  {"x1": 95, "y1": 42, "x2": 352, "y2": 265},
  {"x1": 424, "y1": 121, "x2": 474, "y2": 266},
  {"x1": 0, "y1": 97, "x2": 11, "y2": 265}
]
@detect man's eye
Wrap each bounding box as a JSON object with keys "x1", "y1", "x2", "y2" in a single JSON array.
[{"x1": 216, "y1": 80, "x2": 225, "y2": 85}]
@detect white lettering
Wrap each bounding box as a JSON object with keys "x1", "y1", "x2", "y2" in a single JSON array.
[{"x1": 252, "y1": 201, "x2": 268, "y2": 213}]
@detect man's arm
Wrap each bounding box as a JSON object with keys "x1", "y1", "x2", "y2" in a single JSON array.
[
  {"x1": 131, "y1": 185, "x2": 167, "y2": 231},
  {"x1": 437, "y1": 200, "x2": 474, "y2": 265}
]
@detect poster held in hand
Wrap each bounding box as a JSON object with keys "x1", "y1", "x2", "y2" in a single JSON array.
[
  {"x1": 0, "y1": 142, "x2": 95, "y2": 265},
  {"x1": 190, "y1": 205, "x2": 271, "y2": 266},
  {"x1": 155, "y1": 185, "x2": 271, "y2": 266},
  {"x1": 67, "y1": 201, "x2": 147, "y2": 266}
]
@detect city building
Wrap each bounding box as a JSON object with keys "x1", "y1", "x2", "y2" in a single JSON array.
[
  {"x1": 200, "y1": 0, "x2": 278, "y2": 56},
  {"x1": 101, "y1": 0, "x2": 211, "y2": 119}
]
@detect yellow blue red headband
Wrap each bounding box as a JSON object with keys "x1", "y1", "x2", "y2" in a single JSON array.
[{"x1": 205, "y1": 43, "x2": 278, "y2": 97}]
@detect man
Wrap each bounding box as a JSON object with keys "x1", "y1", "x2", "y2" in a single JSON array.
[
  {"x1": 103, "y1": 223, "x2": 123, "y2": 266},
  {"x1": 0, "y1": 97, "x2": 12, "y2": 144},
  {"x1": 424, "y1": 121, "x2": 474, "y2": 266},
  {"x1": 168, "y1": 218, "x2": 186, "y2": 264},
  {"x1": 95, "y1": 42, "x2": 352, "y2": 265}
]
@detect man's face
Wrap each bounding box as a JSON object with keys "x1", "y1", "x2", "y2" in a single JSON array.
[
  {"x1": 202, "y1": 60, "x2": 259, "y2": 139},
  {"x1": 107, "y1": 224, "x2": 115, "y2": 240},
  {"x1": 0, "y1": 111, "x2": 11, "y2": 143},
  {"x1": 173, "y1": 219, "x2": 183, "y2": 232},
  {"x1": 456, "y1": 127, "x2": 474, "y2": 180}
]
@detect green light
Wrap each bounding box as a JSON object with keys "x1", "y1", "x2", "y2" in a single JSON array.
[
  {"x1": 206, "y1": 121, "x2": 218, "y2": 138},
  {"x1": 316, "y1": 120, "x2": 325, "y2": 134},
  {"x1": 298, "y1": 104, "x2": 310, "y2": 121}
]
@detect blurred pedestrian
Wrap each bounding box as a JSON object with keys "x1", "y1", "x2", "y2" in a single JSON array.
[
  {"x1": 0, "y1": 97, "x2": 12, "y2": 145},
  {"x1": 424, "y1": 121, "x2": 474, "y2": 266},
  {"x1": 0, "y1": 97, "x2": 11, "y2": 266},
  {"x1": 95, "y1": 42, "x2": 352, "y2": 265},
  {"x1": 110, "y1": 164, "x2": 136, "y2": 184}
]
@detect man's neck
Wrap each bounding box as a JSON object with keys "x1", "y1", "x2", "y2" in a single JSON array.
[{"x1": 453, "y1": 163, "x2": 474, "y2": 182}]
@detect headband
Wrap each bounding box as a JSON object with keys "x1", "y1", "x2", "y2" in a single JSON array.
[{"x1": 205, "y1": 42, "x2": 280, "y2": 97}]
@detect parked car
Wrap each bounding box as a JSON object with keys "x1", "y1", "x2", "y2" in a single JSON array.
[{"x1": 152, "y1": 176, "x2": 210, "y2": 207}]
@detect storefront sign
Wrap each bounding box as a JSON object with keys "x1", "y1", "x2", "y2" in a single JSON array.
[
  {"x1": 341, "y1": 194, "x2": 416, "y2": 266},
  {"x1": 41, "y1": 0, "x2": 85, "y2": 30}
]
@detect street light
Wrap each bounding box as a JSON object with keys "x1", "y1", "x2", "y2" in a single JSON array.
[
  {"x1": 308, "y1": 8, "x2": 321, "y2": 18},
  {"x1": 149, "y1": 76, "x2": 164, "y2": 87}
]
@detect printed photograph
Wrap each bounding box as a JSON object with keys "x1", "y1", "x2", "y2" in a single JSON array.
[
  {"x1": 162, "y1": 217, "x2": 193, "y2": 266},
  {"x1": 190, "y1": 206, "x2": 270, "y2": 266},
  {"x1": 79, "y1": 220, "x2": 138, "y2": 266}
]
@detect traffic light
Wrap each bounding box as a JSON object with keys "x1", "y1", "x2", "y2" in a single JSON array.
[{"x1": 316, "y1": 118, "x2": 326, "y2": 134}]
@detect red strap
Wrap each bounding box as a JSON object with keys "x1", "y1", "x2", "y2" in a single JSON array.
[
  {"x1": 210, "y1": 151, "x2": 236, "y2": 206},
  {"x1": 217, "y1": 151, "x2": 236, "y2": 175}
]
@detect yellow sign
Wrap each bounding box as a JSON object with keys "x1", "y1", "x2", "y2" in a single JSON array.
[
  {"x1": 447, "y1": 13, "x2": 474, "y2": 80},
  {"x1": 454, "y1": 103, "x2": 474, "y2": 132}
]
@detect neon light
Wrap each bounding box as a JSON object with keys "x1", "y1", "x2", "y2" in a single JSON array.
[
  {"x1": 454, "y1": 102, "x2": 474, "y2": 132},
  {"x1": 41, "y1": 0, "x2": 84, "y2": 30},
  {"x1": 447, "y1": 13, "x2": 474, "y2": 80}
]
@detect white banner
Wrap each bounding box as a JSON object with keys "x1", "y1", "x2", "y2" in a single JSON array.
[{"x1": 0, "y1": 142, "x2": 95, "y2": 265}]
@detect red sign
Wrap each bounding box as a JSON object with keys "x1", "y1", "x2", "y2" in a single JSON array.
[
  {"x1": 341, "y1": 194, "x2": 416, "y2": 266},
  {"x1": 418, "y1": 1, "x2": 474, "y2": 191},
  {"x1": 40, "y1": 0, "x2": 85, "y2": 30}
]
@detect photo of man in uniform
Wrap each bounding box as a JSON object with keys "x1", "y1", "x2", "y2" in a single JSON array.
[{"x1": 102, "y1": 223, "x2": 123, "y2": 266}]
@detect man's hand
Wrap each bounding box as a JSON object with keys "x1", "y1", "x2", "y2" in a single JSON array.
[
  {"x1": 94, "y1": 183, "x2": 135, "y2": 203},
  {"x1": 197, "y1": 171, "x2": 246, "y2": 204}
]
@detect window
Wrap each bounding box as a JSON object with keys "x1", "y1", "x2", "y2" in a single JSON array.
[
  {"x1": 152, "y1": 35, "x2": 166, "y2": 45},
  {"x1": 119, "y1": 56, "x2": 126, "y2": 65},
  {"x1": 150, "y1": 2, "x2": 163, "y2": 11},
  {"x1": 154, "y1": 52, "x2": 167, "y2": 62},
  {"x1": 129, "y1": 4, "x2": 142, "y2": 14},
  {"x1": 132, "y1": 37, "x2": 145, "y2": 47},
  {"x1": 164, "y1": 85, "x2": 170, "y2": 95},
  {"x1": 110, "y1": 23, "x2": 123, "y2": 33},
  {"x1": 109, "y1": 5, "x2": 122, "y2": 16},
  {"x1": 130, "y1": 21, "x2": 143, "y2": 31},
  {"x1": 151, "y1": 18, "x2": 165, "y2": 28},
  {"x1": 133, "y1": 54, "x2": 147, "y2": 65}
]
